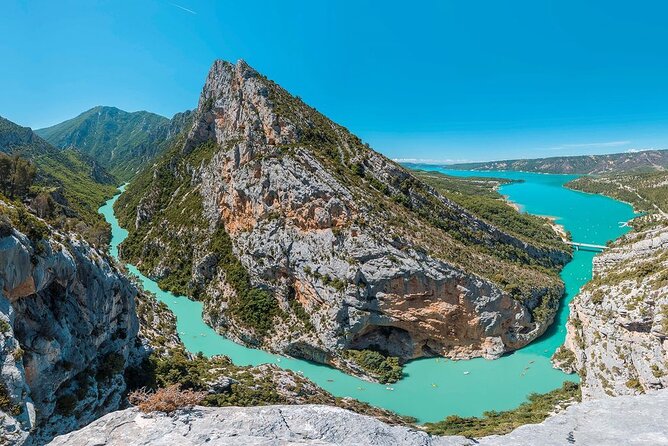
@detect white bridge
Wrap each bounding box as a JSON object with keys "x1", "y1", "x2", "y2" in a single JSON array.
[{"x1": 564, "y1": 241, "x2": 607, "y2": 251}]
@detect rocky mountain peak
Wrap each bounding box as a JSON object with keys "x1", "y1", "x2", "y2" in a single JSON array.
[
  {"x1": 186, "y1": 59, "x2": 294, "y2": 153},
  {"x1": 118, "y1": 58, "x2": 571, "y2": 369}
]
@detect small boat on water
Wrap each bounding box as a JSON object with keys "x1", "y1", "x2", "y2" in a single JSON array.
[
  {"x1": 386, "y1": 387, "x2": 395, "y2": 391},
  {"x1": 431, "y1": 383, "x2": 438, "y2": 388},
  {"x1": 327, "y1": 379, "x2": 334, "y2": 382},
  {"x1": 463, "y1": 371, "x2": 470, "y2": 375}
]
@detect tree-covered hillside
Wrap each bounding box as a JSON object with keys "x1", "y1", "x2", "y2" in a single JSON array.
[
  {"x1": 0, "y1": 116, "x2": 117, "y2": 244},
  {"x1": 412, "y1": 170, "x2": 565, "y2": 250},
  {"x1": 567, "y1": 171, "x2": 668, "y2": 215},
  {"x1": 36, "y1": 106, "x2": 191, "y2": 181}
]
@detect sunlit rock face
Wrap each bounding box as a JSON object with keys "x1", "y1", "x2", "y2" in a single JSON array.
[
  {"x1": 557, "y1": 220, "x2": 668, "y2": 399},
  {"x1": 120, "y1": 59, "x2": 569, "y2": 377}
]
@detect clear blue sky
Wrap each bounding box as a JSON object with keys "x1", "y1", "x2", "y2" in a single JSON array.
[{"x1": 2, "y1": 0, "x2": 668, "y2": 163}]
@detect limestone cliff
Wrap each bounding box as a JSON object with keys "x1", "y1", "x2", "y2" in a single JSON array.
[
  {"x1": 0, "y1": 202, "x2": 142, "y2": 445},
  {"x1": 555, "y1": 216, "x2": 668, "y2": 399},
  {"x1": 116, "y1": 59, "x2": 570, "y2": 373},
  {"x1": 48, "y1": 389, "x2": 668, "y2": 446}
]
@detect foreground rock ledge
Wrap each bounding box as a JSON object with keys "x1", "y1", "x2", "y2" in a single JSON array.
[{"x1": 49, "y1": 390, "x2": 668, "y2": 446}]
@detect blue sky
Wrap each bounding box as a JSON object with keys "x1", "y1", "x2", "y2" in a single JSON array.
[{"x1": 2, "y1": 0, "x2": 668, "y2": 162}]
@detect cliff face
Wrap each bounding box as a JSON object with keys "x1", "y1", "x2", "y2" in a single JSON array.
[
  {"x1": 0, "y1": 204, "x2": 141, "y2": 445},
  {"x1": 555, "y1": 218, "x2": 668, "y2": 399},
  {"x1": 116, "y1": 60, "x2": 569, "y2": 370},
  {"x1": 48, "y1": 390, "x2": 668, "y2": 446}
]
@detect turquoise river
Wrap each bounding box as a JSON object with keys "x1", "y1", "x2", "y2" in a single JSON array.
[{"x1": 99, "y1": 167, "x2": 636, "y2": 423}]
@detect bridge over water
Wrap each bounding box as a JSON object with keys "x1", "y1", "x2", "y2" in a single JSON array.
[{"x1": 564, "y1": 241, "x2": 607, "y2": 251}]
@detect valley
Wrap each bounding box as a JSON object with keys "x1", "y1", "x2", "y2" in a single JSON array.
[
  {"x1": 0, "y1": 60, "x2": 665, "y2": 444},
  {"x1": 95, "y1": 142, "x2": 635, "y2": 424}
]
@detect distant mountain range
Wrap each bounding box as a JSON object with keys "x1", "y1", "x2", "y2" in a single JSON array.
[
  {"x1": 447, "y1": 149, "x2": 668, "y2": 174},
  {"x1": 36, "y1": 106, "x2": 192, "y2": 182}
]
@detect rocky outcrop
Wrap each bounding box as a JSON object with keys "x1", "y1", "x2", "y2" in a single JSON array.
[
  {"x1": 0, "y1": 209, "x2": 141, "y2": 445},
  {"x1": 556, "y1": 218, "x2": 668, "y2": 399},
  {"x1": 48, "y1": 405, "x2": 461, "y2": 446},
  {"x1": 49, "y1": 389, "x2": 668, "y2": 445},
  {"x1": 117, "y1": 59, "x2": 569, "y2": 375}
]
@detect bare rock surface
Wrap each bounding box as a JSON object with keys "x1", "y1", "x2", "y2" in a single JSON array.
[
  {"x1": 117, "y1": 59, "x2": 569, "y2": 375},
  {"x1": 49, "y1": 390, "x2": 668, "y2": 446},
  {"x1": 0, "y1": 211, "x2": 141, "y2": 445},
  {"x1": 556, "y1": 219, "x2": 668, "y2": 399}
]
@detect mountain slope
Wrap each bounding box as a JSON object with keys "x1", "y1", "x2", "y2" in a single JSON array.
[
  {"x1": 0, "y1": 116, "x2": 117, "y2": 228},
  {"x1": 567, "y1": 171, "x2": 668, "y2": 215},
  {"x1": 411, "y1": 170, "x2": 566, "y2": 250},
  {"x1": 36, "y1": 106, "x2": 192, "y2": 181},
  {"x1": 0, "y1": 196, "x2": 142, "y2": 445},
  {"x1": 115, "y1": 60, "x2": 570, "y2": 371},
  {"x1": 446, "y1": 150, "x2": 668, "y2": 174},
  {"x1": 555, "y1": 217, "x2": 668, "y2": 398},
  {"x1": 554, "y1": 172, "x2": 668, "y2": 398}
]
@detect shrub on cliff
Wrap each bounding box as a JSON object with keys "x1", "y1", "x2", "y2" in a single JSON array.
[
  {"x1": 128, "y1": 384, "x2": 207, "y2": 413},
  {"x1": 343, "y1": 349, "x2": 403, "y2": 384}
]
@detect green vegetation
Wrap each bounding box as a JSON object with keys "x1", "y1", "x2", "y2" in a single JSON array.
[
  {"x1": 552, "y1": 347, "x2": 576, "y2": 370},
  {"x1": 343, "y1": 349, "x2": 403, "y2": 384},
  {"x1": 424, "y1": 381, "x2": 581, "y2": 438},
  {"x1": 116, "y1": 141, "x2": 211, "y2": 297},
  {"x1": 413, "y1": 170, "x2": 565, "y2": 251},
  {"x1": 209, "y1": 227, "x2": 279, "y2": 336},
  {"x1": 625, "y1": 378, "x2": 644, "y2": 393},
  {"x1": 0, "y1": 201, "x2": 50, "y2": 245},
  {"x1": 35, "y1": 148, "x2": 117, "y2": 226},
  {"x1": 0, "y1": 153, "x2": 36, "y2": 199},
  {"x1": 0, "y1": 116, "x2": 118, "y2": 245},
  {"x1": 568, "y1": 171, "x2": 668, "y2": 217},
  {"x1": 36, "y1": 106, "x2": 184, "y2": 182},
  {"x1": 125, "y1": 349, "x2": 413, "y2": 425},
  {"x1": 95, "y1": 352, "x2": 126, "y2": 382}
]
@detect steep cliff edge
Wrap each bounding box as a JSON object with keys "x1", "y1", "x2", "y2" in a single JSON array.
[
  {"x1": 555, "y1": 217, "x2": 668, "y2": 398},
  {"x1": 0, "y1": 200, "x2": 141, "y2": 445},
  {"x1": 48, "y1": 389, "x2": 668, "y2": 446},
  {"x1": 115, "y1": 59, "x2": 569, "y2": 373}
]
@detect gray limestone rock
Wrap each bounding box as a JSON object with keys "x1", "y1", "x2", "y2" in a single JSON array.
[
  {"x1": 557, "y1": 220, "x2": 668, "y2": 399},
  {"x1": 49, "y1": 390, "x2": 668, "y2": 446},
  {"x1": 0, "y1": 214, "x2": 141, "y2": 445}
]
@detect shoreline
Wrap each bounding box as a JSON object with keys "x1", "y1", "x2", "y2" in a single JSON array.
[{"x1": 545, "y1": 216, "x2": 569, "y2": 241}]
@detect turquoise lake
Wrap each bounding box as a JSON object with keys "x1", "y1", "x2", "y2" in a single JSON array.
[{"x1": 99, "y1": 167, "x2": 637, "y2": 423}]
